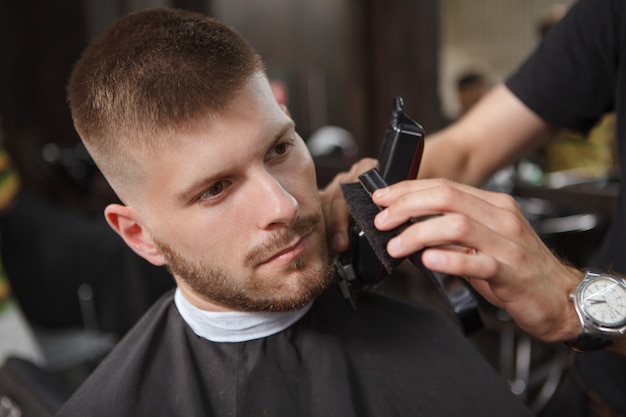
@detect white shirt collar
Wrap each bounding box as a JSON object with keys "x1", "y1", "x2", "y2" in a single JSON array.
[{"x1": 174, "y1": 288, "x2": 313, "y2": 343}]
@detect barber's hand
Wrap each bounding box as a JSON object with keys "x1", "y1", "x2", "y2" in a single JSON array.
[
  {"x1": 319, "y1": 158, "x2": 377, "y2": 255},
  {"x1": 372, "y1": 178, "x2": 583, "y2": 343}
]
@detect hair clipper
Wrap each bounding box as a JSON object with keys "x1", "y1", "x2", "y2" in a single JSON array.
[
  {"x1": 334, "y1": 97, "x2": 424, "y2": 300},
  {"x1": 334, "y1": 97, "x2": 482, "y2": 335}
]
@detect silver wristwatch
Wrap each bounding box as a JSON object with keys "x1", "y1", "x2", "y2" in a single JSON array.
[{"x1": 566, "y1": 271, "x2": 626, "y2": 352}]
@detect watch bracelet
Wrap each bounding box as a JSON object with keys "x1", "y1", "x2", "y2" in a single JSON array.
[{"x1": 565, "y1": 334, "x2": 614, "y2": 353}]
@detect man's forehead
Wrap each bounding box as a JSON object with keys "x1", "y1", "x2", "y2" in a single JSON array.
[
  {"x1": 113, "y1": 72, "x2": 287, "y2": 198},
  {"x1": 145, "y1": 108, "x2": 292, "y2": 197}
]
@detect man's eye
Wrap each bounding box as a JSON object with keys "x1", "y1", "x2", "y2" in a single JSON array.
[
  {"x1": 274, "y1": 142, "x2": 290, "y2": 155},
  {"x1": 269, "y1": 141, "x2": 293, "y2": 158},
  {"x1": 199, "y1": 181, "x2": 228, "y2": 201},
  {"x1": 207, "y1": 182, "x2": 224, "y2": 195}
]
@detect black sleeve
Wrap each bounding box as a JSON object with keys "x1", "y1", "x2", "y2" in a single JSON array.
[{"x1": 506, "y1": 0, "x2": 624, "y2": 134}]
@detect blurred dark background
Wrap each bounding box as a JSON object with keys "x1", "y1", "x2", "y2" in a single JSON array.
[{"x1": 5, "y1": 2, "x2": 610, "y2": 415}]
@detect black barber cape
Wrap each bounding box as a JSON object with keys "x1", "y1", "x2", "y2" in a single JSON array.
[{"x1": 56, "y1": 286, "x2": 532, "y2": 417}]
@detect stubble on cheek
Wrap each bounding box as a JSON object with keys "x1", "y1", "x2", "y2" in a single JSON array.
[{"x1": 152, "y1": 213, "x2": 335, "y2": 312}]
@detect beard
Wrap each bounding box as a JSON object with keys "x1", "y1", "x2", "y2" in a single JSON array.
[{"x1": 153, "y1": 214, "x2": 334, "y2": 312}]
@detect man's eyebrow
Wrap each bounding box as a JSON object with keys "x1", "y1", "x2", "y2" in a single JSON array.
[
  {"x1": 269, "y1": 120, "x2": 296, "y2": 146},
  {"x1": 175, "y1": 169, "x2": 230, "y2": 205},
  {"x1": 176, "y1": 120, "x2": 296, "y2": 204}
]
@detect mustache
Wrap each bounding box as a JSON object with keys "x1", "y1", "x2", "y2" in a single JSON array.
[{"x1": 245, "y1": 214, "x2": 321, "y2": 266}]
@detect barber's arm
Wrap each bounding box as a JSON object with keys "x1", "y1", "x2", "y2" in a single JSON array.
[
  {"x1": 420, "y1": 83, "x2": 556, "y2": 185},
  {"x1": 371, "y1": 178, "x2": 626, "y2": 357}
]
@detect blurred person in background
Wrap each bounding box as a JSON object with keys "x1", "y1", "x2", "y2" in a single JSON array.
[{"x1": 455, "y1": 70, "x2": 491, "y2": 116}]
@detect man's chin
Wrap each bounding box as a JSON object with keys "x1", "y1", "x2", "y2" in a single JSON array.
[{"x1": 243, "y1": 263, "x2": 334, "y2": 312}]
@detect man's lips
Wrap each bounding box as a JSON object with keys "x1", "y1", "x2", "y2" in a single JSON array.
[{"x1": 258, "y1": 231, "x2": 313, "y2": 266}]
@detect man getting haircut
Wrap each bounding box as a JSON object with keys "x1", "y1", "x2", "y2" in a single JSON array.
[{"x1": 57, "y1": 8, "x2": 533, "y2": 416}]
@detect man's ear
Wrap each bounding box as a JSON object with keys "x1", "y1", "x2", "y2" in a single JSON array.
[{"x1": 104, "y1": 203, "x2": 166, "y2": 266}]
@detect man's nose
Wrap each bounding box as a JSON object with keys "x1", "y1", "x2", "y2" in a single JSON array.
[{"x1": 252, "y1": 171, "x2": 299, "y2": 229}]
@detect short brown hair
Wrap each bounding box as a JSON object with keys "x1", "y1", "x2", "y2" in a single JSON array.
[{"x1": 67, "y1": 8, "x2": 263, "y2": 193}]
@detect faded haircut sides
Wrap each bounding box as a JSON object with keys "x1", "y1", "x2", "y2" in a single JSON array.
[{"x1": 66, "y1": 8, "x2": 264, "y2": 196}]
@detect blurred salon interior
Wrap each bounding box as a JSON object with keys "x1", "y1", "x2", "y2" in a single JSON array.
[{"x1": 0, "y1": 0, "x2": 617, "y2": 416}]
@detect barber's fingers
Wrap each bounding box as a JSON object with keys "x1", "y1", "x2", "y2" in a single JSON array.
[
  {"x1": 385, "y1": 209, "x2": 521, "y2": 265},
  {"x1": 373, "y1": 178, "x2": 526, "y2": 237},
  {"x1": 421, "y1": 246, "x2": 504, "y2": 302},
  {"x1": 330, "y1": 157, "x2": 378, "y2": 185},
  {"x1": 420, "y1": 239, "x2": 583, "y2": 343},
  {"x1": 375, "y1": 177, "x2": 513, "y2": 209},
  {"x1": 373, "y1": 179, "x2": 586, "y2": 343},
  {"x1": 372, "y1": 178, "x2": 538, "y2": 280},
  {"x1": 421, "y1": 245, "x2": 495, "y2": 275},
  {"x1": 320, "y1": 157, "x2": 377, "y2": 253},
  {"x1": 393, "y1": 209, "x2": 547, "y2": 311},
  {"x1": 419, "y1": 244, "x2": 515, "y2": 311}
]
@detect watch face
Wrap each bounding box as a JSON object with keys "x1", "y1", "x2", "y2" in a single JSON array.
[{"x1": 581, "y1": 277, "x2": 626, "y2": 328}]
